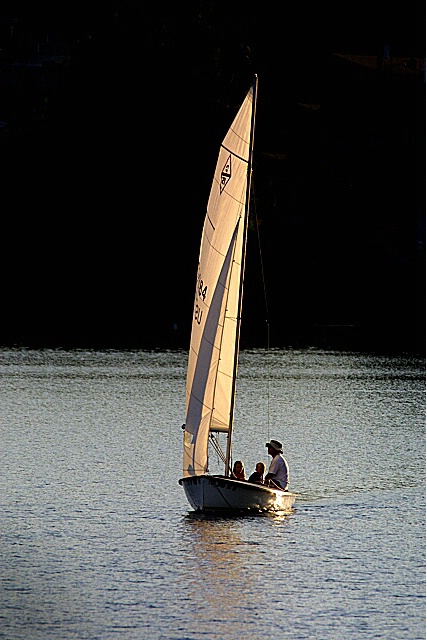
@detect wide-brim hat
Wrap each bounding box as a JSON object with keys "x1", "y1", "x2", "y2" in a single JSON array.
[{"x1": 266, "y1": 439, "x2": 283, "y2": 453}]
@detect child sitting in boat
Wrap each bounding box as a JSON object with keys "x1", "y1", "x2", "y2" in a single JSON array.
[
  {"x1": 248, "y1": 461, "x2": 265, "y2": 484},
  {"x1": 231, "y1": 460, "x2": 246, "y2": 480}
]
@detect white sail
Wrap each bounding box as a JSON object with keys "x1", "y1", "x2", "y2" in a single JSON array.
[{"x1": 182, "y1": 82, "x2": 255, "y2": 478}]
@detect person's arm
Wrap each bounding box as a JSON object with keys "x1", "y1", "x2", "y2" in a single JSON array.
[
  {"x1": 283, "y1": 460, "x2": 289, "y2": 489},
  {"x1": 266, "y1": 455, "x2": 282, "y2": 484},
  {"x1": 265, "y1": 456, "x2": 278, "y2": 482}
]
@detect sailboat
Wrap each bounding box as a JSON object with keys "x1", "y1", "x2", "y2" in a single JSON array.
[{"x1": 179, "y1": 76, "x2": 297, "y2": 514}]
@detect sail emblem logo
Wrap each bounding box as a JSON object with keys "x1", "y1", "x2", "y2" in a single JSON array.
[{"x1": 220, "y1": 155, "x2": 231, "y2": 194}]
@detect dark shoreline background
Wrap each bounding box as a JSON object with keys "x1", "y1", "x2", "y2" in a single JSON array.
[{"x1": 1, "y1": 3, "x2": 425, "y2": 353}]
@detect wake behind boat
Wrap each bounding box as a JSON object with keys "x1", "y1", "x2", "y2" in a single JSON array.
[{"x1": 179, "y1": 76, "x2": 296, "y2": 514}]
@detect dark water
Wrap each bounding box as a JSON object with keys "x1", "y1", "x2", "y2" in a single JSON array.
[{"x1": 1, "y1": 348, "x2": 425, "y2": 639}]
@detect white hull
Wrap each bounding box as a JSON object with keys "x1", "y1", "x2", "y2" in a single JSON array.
[{"x1": 179, "y1": 475, "x2": 296, "y2": 514}]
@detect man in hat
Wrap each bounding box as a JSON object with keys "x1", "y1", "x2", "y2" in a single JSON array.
[{"x1": 265, "y1": 439, "x2": 289, "y2": 490}]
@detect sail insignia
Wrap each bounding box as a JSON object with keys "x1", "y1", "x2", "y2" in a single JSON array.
[{"x1": 220, "y1": 154, "x2": 232, "y2": 193}]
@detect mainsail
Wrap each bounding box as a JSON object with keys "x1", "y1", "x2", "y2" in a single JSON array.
[{"x1": 183, "y1": 81, "x2": 256, "y2": 478}]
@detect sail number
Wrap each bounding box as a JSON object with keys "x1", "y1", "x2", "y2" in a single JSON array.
[{"x1": 194, "y1": 272, "x2": 208, "y2": 325}]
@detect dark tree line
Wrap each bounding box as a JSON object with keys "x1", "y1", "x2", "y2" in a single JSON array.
[{"x1": 1, "y1": 2, "x2": 425, "y2": 351}]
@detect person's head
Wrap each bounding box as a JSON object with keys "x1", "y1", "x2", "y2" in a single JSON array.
[
  {"x1": 233, "y1": 460, "x2": 244, "y2": 472},
  {"x1": 266, "y1": 439, "x2": 283, "y2": 456},
  {"x1": 255, "y1": 462, "x2": 265, "y2": 475}
]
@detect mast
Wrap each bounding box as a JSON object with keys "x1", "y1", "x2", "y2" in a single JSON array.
[{"x1": 224, "y1": 75, "x2": 258, "y2": 475}]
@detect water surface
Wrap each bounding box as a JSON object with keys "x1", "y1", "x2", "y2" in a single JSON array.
[{"x1": 0, "y1": 348, "x2": 425, "y2": 639}]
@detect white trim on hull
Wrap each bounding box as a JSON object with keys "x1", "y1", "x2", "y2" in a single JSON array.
[{"x1": 179, "y1": 475, "x2": 296, "y2": 514}]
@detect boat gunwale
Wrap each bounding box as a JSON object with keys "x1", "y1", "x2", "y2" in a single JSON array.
[{"x1": 178, "y1": 474, "x2": 297, "y2": 497}]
